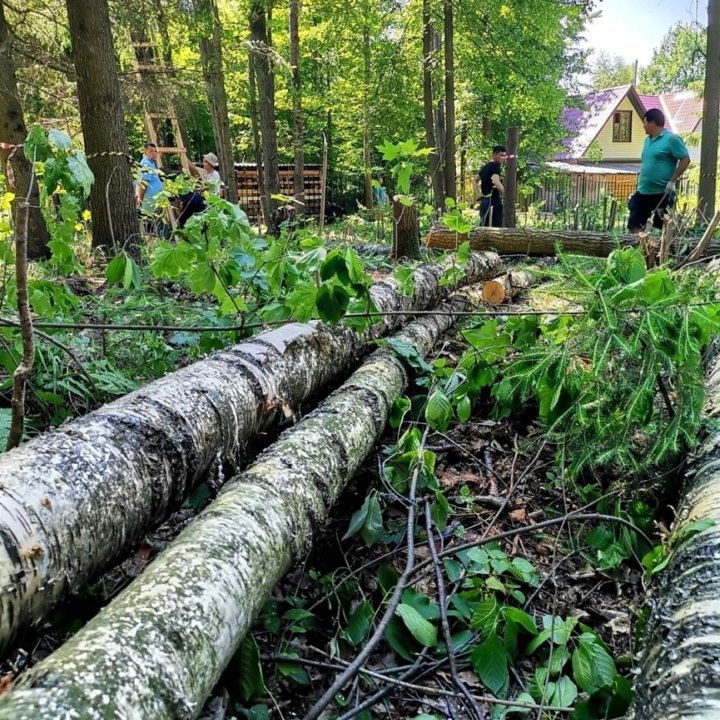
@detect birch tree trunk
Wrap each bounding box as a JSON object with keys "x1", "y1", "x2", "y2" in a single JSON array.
[
  {"x1": 629, "y1": 349, "x2": 720, "y2": 720},
  {"x1": 0, "y1": 304, "x2": 464, "y2": 720},
  {"x1": 426, "y1": 225, "x2": 720, "y2": 259},
  {"x1": 0, "y1": 253, "x2": 500, "y2": 656}
]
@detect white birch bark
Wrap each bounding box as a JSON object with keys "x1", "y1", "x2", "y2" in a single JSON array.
[
  {"x1": 0, "y1": 302, "x2": 465, "y2": 720},
  {"x1": 0, "y1": 252, "x2": 500, "y2": 655},
  {"x1": 629, "y1": 351, "x2": 720, "y2": 720}
]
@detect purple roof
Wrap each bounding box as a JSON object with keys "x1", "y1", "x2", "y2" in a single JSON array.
[
  {"x1": 639, "y1": 94, "x2": 663, "y2": 113},
  {"x1": 556, "y1": 85, "x2": 634, "y2": 160}
]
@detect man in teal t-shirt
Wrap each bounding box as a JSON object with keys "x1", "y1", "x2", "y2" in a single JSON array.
[{"x1": 628, "y1": 108, "x2": 690, "y2": 232}]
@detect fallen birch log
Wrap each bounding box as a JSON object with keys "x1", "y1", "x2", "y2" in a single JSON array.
[
  {"x1": 481, "y1": 270, "x2": 533, "y2": 305},
  {"x1": 629, "y1": 351, "x2": 720, "y2": 720},
  {"x1": 0, "y1": 252, "x2": 500, "y2": 656},
  {"x1": 426, "y1": 225, "x2": 720, "y2": 259},
  {"x1": 0, "y1": 304, "x2": 464, "y2": 720}
]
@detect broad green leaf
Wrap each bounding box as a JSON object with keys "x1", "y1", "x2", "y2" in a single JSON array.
[
  {"x1": 395, "y1": 603, "x2": 437, "y2": 647},
  {"x1": 315, "y1": 283, "x2": 350, "y2": 324},
  {"x1": 390, "y1": 396, "x2": 411, "y2": 428},
  {"x1": 456, "y1": 395, "x2": 472, "y2": 423},
  {"x1": 236, "y1": 635, "x2": 266, "y2": 702},
  {"x1": 48, "y1": 128, "x2": 73, "y2": 150},
  {"x1": 551, "y1": 675, "x2": 577, "y2": 707},
  {"x1": 285, "y1": 281, "x2": 318, "y2": 322},
  {"x1": 106, "y1": 255, "x2": 126, "y2": 284},
  {"x1": 471, "y1": 634, "x2": 509, "y2": 696},
  {"x1": 343, "y1": 600, "x2": 373, "y2": 646},
  {"x1": 503, "y1": 607, "x2": 538, "y2": 635},
  {"x1": 384, "y1": 616, "x2": 418, "y2": 661},
  {"x1": 189, "y1": 262, "x2": 216, "y2": 295},
  {"x1": 360, "y1": 495, "x2": 384, "y2": 546},
  {"x1": 470, "y1": 596, "x2": 498, "y2": 635},
  {"x1": 425, "y1": 389, "x2": 453, "y2": 431},
  {"x1": 67, "y1": 154, "x2": 94, "y2": 197},
  {"x1": 343, "y1": 495, "x2": 370, "y2": 540},
  {"x1": 123, "y1": 256, "x2": 142, "y2": 291},
  {"x1": 572, "y1": 644, "x2": 595, "y2": 693}
]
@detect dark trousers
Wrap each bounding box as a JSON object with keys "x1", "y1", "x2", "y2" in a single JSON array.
[
  {"x1": 627, "y1": 192, "x2": 671, "y2": 231},
  {"x1": 480, "y1": 197, "x2": 503, "y2": 227}
]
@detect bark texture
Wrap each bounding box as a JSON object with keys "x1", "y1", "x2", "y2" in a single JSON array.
[
  {"x1": 249, "y1": 0, "x2": 280, "y2": 233},
  {"x1": 0, "y1": 304, "x2": 466, "y2": 720},
  {"x1": 0, "y1": 253, "x2": 500, "y2": 656},
  {"x1": 629, "y1": 351, "x2": 720, "y2": 720},
  {"x1": 422, "y1": 0, "x2": 444, "y2": 211},
  {"x1": 194, "y1": 0, "x2": 238, "y2": 205},
  {"x1": 426, "y1": 225, "x2": 720, "y2": 259},
  {"x1": 0, "y1": 3, "x2": 50, "y2": 259},
  {"x1": 289, "y1": 0, "x2": 305, "y2": 217},
  {"x1": 65, "y1": 0, "x2": 139, "y2": 254},
  {"x1": 391, "y1": 197, "x2": 420, "y2": 260},
  {"x1": 698, "y1": 0, "x2": 719, "y2": 218}
]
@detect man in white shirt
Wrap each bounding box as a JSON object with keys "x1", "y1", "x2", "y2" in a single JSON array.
[{"x1": 190, "y1": 152, "x2": 224, "y2": 196}]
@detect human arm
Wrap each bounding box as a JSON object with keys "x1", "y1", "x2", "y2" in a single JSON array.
[
  {"x1": 471, "y1": 175, "x2": 480, "y2": 199},
  {"x1": 665, "y1": 137, "x2": 691, "y2": 191},
  {"x1": 491, "y1": 173, "x2": 504, "y2": 194}
]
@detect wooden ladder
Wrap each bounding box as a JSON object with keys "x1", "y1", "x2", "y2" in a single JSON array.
[{"x1": 129, "y1": 33, "x2": 192, "y2": 228}]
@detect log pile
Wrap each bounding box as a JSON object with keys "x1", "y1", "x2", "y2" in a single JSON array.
[
  {"x1": 425, "y1": 225, "x2": 720, "y2": 259},
  {"x1": 0, "y1": 252, "x2": 500, "y2": 656},
  {"x1": 0, "y1": 306, "x2": 467, "y2": 720}
]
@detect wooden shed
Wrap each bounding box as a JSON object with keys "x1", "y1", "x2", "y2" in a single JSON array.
[{"x1": 235, "y1": 163, "x2": 323, "y2": 222}]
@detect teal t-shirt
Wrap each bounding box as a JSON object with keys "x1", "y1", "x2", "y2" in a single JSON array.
[{"x1": 638, "y1": 130, "x2": 689, "y2": 194}]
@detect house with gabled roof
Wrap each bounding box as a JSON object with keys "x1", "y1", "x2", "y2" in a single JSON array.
[{"x1": 555, "y1": 84, "x2": 704, "y2": 168}]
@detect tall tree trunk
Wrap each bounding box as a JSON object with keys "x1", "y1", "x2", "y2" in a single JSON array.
[
  {"x1": 65, "y1": 0, "x2": 139, "y2": 255},
  {"x1": 459, "y1": 118, "x2": 468, "y2": 203},
  {"x1": 249, "y1": 0, "x2": 280, "y2": 233},
  {"x1": 423, "y1": 0, "x2": 444, "y2": 211},
  {"x1": 0, "y1": 305, "x2": 474, "y2": 720},
  {"x1": 0, "y1": 3, "x2": 51, "y2": 259},
  {"x1": 0, "y1": 253, "x2": 500, "y2": 655},
  {"x1": 425, "y1": 225, "x2": 720, "y2": 258},
  {"x1": 248, "y1": 54, "x2": 267, "y2": 224},
  {"x1": 194, "y1": 0, "x2": 238, "y2": 204},
  {"x1": 363, "y1": 23, "x2": 373, "y2": 209},
  {"x1": 699, "y1": 0, "x2": 719, "y2": 218},
  {"x1": 391, "y1": 196, "x2": 420, "y2": 260},
  {"x1": 503, "y1": 126, "x2": 518, "y2": 228},
  {"x1": 289, "y1": 0, "x2": 305, "y2": 218},
  {"x1": 443, "y1": 0, "x2": 456, "y2": 200}
]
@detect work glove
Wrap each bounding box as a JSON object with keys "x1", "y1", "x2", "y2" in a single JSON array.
[{"x1": 665, "y1": 180, "x2": 676, "y2": 193}]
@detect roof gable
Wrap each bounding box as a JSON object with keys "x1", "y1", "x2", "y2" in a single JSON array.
[{"x1": 556, "y1": 85, "x2": 645, "y2": 160}]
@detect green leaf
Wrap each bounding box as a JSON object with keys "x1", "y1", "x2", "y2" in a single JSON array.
[
  {"x1": 395, "y1": 603, "x2": 438, "y2": 647},
  {"x1": 48, "y1": 128, "x2": 73, "y2": 150},
  {"x1": 384, "y1": 616, "x2": 419, "y2": 661},
  {"x1": 189, "y1": 262, "x2": 216, "y2": 294},
  {"x1": 572, "y1": 644, "x2": 595, "y2": 693},
  {"x1": 343, "y1": 600, "x2": 373, "y2": 646},
  {"x1": 503, "y1": 607, "x2": 538, "y2": 635},
  {"x1": 236, "y1": 635, "x2": 266, "y2": 702},
  {"x1": 360, "y1": 495, "x2": 384, "y2": 546},
  {"x1": 285, "y1": 281, "x2": 318, "y2": 322},
  {"x1": 551, "y1": 676, "x2": 577, "y2": 707},
  {"x1": 470, "y1": 596, "x2": 499, "y2": 635},
  {"x1": 320, "y1": 252, "x2": 351, "y2": 285},
  {"x1": 315, "y1": 283, "x2": 350, "y2": 324},
  {"x1": 123, "y1": 256, "x2": 142, "y2": 291},
  {"x1": 471, "y1": 634, "x2": 509, "y2": 696},
  {"x1": 456, "y1": 395, "x2": 472, "y2": 423},
  {"x1": 106, "y1": 255, "x2": 126, "y2": 284},
  {"x1": 425, "y1": 389, "x2": 453, "y2": 432},
  {"x1": 343, "y1": 495, "x2": 370, "y2": 540},
  {"x1": 390, "y1": 396, "x2": 411, "y2": 428},
  {"x1": 67, "y1": 153, "x2": 94, "y2": 197}
]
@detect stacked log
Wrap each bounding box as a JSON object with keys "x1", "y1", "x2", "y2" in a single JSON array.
[
  {"x1": 629, "y1": 350, "x2": 720, "y2": 720},
  {"x1": 0, "y1": 305, "x2": 465, "y2": 719},
  {"x1": 0, "y1": 252, "x2": 500, "y2": 656},
  {"x1": 425, "y1": 225, "x2": 720, "y2": 259}
]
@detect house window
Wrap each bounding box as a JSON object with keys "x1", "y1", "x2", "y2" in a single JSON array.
[{"x1": 613, "y1": 111, "x2": 632, "y2": 142}]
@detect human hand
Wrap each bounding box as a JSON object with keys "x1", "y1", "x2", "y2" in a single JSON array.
[{"x1": 665, "y1": 180, "x2": 676, "y2": 193}]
